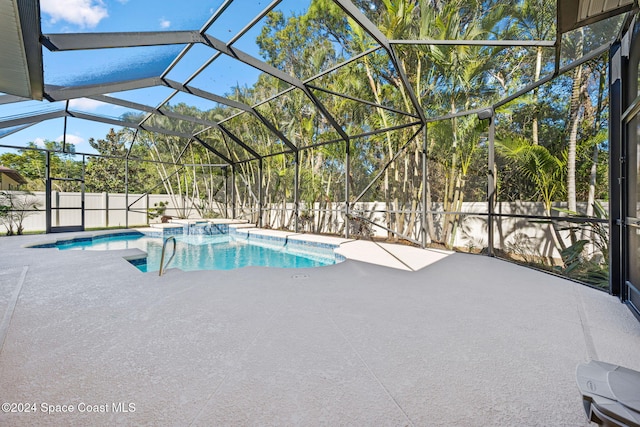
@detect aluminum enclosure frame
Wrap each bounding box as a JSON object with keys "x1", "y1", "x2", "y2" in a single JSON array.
[{"x1": 0, "y1": 0, "x2": 637, "y2": 298}]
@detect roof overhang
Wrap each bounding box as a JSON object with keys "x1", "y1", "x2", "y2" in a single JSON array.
[
  {"x1": 558, "y1": 0, "x2": 637, "y2": 33},
  {"x1": 0, "y1": 166, "x2": 27, "y2": 185},
  {"x1": 0, "y1": 0, "x2": 43, "y2": 100}
]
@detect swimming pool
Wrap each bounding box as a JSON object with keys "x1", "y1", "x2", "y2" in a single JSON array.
[{"x1": 32, "y1": 231, "x2": 341, "y2": 272}]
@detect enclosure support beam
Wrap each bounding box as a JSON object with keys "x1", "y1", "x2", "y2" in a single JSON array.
[
  {"x1": 44, "y1": 78, "x2": 161, "y2": 101},
  {"x1": 303, "y1": 89, "x2": 351, "y2": 142},
  {"x1": 486, "y1": 112, "x2": 496, "y2": 258},
  {"x1": 610, "y1": 40, "x2": 624, "y2": 298},
  {"x1": 125, "y1": 157, "x2": 129, "y2": 228},
  {"x1": 224, "y1": 166, "x2": 229, "y2": 219},
  {"x1": 235, "y1": 1, "x2": 283, "y2": 45},
  {"x1": 252, "y1": 109, "x2": 297, "y2": 152},
  {"x1": 231, "y1": 164, "x2": 236, "y2": 219},
  {"x1": 200, "y1": 30, "x2": 354, "y2": 154},
  {"x1": 126, "y1": 130, "x2": 138, "y2": 159},
  {"x1": 218, "y1": 124, "x2": 261, "y2": 160},
  {"x1": 192, "y1": 136, "x2": 233, "y2": 165},
  {"x1": 0, "y1": 94, "x2": 30, "y2": 105},
  {"x1": 258, "y1": 158, "x2": 263, "y2": 228},
  {"x1": 332, "y1": 0, "x2": 426, "y2": 123},
  {"x1": 45, "y1": 152, "x2": 51, "y2": 233},
  {"x1": 159, "y1": 0, "x2": 233, "y2": 79},
  {"x1": 162, "y1": 79, "x2": 253, "y2": 113},
  {"x1": 0, "y1": 110, "x2": 66, "y2": 129},
  {"x1": 81, "y1": 156, "x2": 86, "y2": 231},
  {"x1": 127, "y1": 167, "x2": 186, "y2": 210},
  {"x1": 294, "y1": 150, "x2": 300, "y2": 233},
  {"x1": 11, "y1": 109, "x2": 207, "y2": 144},
  {"x1": 90, "y1": 93, "x2": 226, "y2": 135},
  {"x1": 346, "y1": 125, "x2": 423, "y2": 242},
  {"x1": 42, "y1": 31, "x2": 202, "y2": 51},
  {"x1": 203, "y1": 34, "x2": 303, "y2": 90},
  {"x1": 135, "y1": 0, "x2": 235, "y2": 143},
  {"x1": 297, "y1": 87, "x2": 353, "y2": 236},
  {"x1": 494, "y1": 43, "x2": 610, "y2": 110},
  {"x1": 345, "y1": 139, "x2": 350, "y2": 239},
  {"x1": 351, "y1": 126, "x2": 423, "y2": 205},
  {"x1": 62, "y1": 101, "x2": 69, "y2": 153},
  {"x1": 390, "y1": 39, "x2": 556, "y2": 47},
  {"x1": 421, "y1": 127, "x2": 427, "y2": 249},
  {"x1": 306, "y1": 84, "x2": 420, "y2": 119}
]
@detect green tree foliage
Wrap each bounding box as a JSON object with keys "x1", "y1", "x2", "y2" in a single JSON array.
[
  {"x1": 497, "y1": 136, "x2": 566, "y2": 214},
  {"x1": 85, "y1": 128, "x2": 152, "y2": 193},
  {"x1": 0, "y1": 141, "x2": 81, "y2": 191}
]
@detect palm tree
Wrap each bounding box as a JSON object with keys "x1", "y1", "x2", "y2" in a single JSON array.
[
  {"x1": 511, "y1": 0, "x2": 556, "y2": 145},
  {"x1": 415, "y1": 0, "x2": 507, "y2": 247},
  {"x1": 497, "y1": 136, "x2": 566, "y2": 215},
  {"x1": 497, "y1": 136, "x2": 567, "y2": 252}
]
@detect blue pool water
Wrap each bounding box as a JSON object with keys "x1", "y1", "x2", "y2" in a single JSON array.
[{"x1": 41, "y1": 232, "x2": 339, "y2": 272}]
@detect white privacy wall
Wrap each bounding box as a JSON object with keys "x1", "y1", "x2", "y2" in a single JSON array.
[
  {"x1": 19, "y1": 192, "x2": 203, "y2": 230},
  {"x1": 9, "y1": 191, "x2": 605, "y2": 260}
]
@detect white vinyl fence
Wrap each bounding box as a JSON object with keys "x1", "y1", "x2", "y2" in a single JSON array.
[
  {"x1": 3, "y1": 191, "x2": 606, "y2": 261},
  {"x1": 15, "y1": 191, "x2": 206, "y2": 231}
]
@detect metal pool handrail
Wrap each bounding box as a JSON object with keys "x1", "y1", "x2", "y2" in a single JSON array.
[{"x1": 159, "y1": 236, "x2": 176, "y2": 277}]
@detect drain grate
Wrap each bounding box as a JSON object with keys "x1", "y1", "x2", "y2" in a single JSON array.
[{"x1": 291, "y1": 274, "x2": 309, "y2": 280}]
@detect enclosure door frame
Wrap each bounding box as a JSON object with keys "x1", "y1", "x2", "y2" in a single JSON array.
[
  {"x1": 45, "y1": 152, "x2": 85, "y2": 233},
  {"x1": 616, "y1": 18, "x2": 640, "y2": 320}
]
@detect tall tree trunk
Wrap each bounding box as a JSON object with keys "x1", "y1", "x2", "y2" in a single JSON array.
[
  {"x1": 448, "y1": 174, "x2": 464, "y2": 248},
  {"x1": 532, "y1": 46, "x2": 543, "y2": 145},
  {"x1": 586, "y1": 65, "x2": 606, "y2": 219},
  {"x1": 567, "y1": 28, "x2": 584, "y2": 215},
  {"x1": 582, "y1": 65, "x2": 606, "y2": 246},
  {"x1": 586, "y1": 148, "x2": 598, "y2": 217},
  {"x1": 426, "y1": 137, "x2": 436, "y2": 242},
  {"x1": 567, "y1": 64, "x2": 582, "y2": 215},
  {"x1": 444, "y1": 102, "x2": 459, "y2": 248},
  {"x1": 364, "y1": 60, "x2": 395, "y2": 239}
]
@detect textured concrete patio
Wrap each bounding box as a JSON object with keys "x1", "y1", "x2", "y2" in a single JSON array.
[{"x1": 0, "y1": 231, "x2": 639, "y2": 426}]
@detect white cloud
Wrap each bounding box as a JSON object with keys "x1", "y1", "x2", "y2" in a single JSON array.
[
  {"x1": 68, "y1": 98, "x2": 104, "y2": 111},
  {"x1": 33, "y1": 137, "x2": 46, "y2": 147},
  {"x1": 160, "y1": 19, "x2": 171, "y2": 29},
  {"x1": 56, "y1": 134, "x2": 85, "y2": 146},
  {"x1": 40, "y1": 0, "x2": 108, "y2": 28}
]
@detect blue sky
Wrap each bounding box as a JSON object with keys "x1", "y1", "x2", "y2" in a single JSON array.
[{"x1": 1, "y1": 0, "x2": 310, "y2": 155}]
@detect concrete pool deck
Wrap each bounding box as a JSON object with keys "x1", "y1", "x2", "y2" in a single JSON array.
[
  {"x1": 223, "y1": 225, "x2": 453, "y2": 271},
  {"x1": 1, "y1": 230, "x2": 639, "y2": 426}
]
